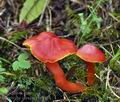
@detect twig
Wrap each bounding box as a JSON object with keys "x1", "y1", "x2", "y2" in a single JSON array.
[
  {"x1": 37, "y1": 0, "x2": 49, "y2": 26},
  {"x1": 0, "y1": 57, "x2": 11, "y2": 64},
  {"x1": 48, "y1": 6, "x2": 52, "y2": 31},
  {"x1": 63, "y1": 92, "x2": 71, "y2": 102},
  {"x1": 100, "y1": 45, "x2": 120, "y2": 65},
  {"x1": 109, "y1": 13, "x2": 120, "y2": 23},
  {"x1": 106, "y1": 66, "x2": 120, "y2": 98},
  {"x1": 99, "y1": 40, "x2": 120, "y2": 46},
  {"x1": 0, "y1": 37, "x2": 24, "y2": 51}
]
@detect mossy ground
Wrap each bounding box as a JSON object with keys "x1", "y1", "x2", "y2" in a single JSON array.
[{"x1": 0, "y1": 0, "x2": 120, "y2": 101}]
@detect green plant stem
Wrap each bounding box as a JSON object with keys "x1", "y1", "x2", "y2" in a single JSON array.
[{"x1": 0, "y1": 37, "x2": 24, "y2": 51}]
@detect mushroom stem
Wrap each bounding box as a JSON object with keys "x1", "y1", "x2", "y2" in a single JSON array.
[
  {"x1": 86, "y1": 62, "x2": 95, "y2": 86},
  {"x1": 46, "y1": 62, "x2": 86, "y2": 93}
]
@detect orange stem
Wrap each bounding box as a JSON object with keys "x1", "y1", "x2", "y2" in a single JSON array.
[
  {"x1": 46, "y1": 62, "x2": 86, "y2": 93},
  {"x1": 86, "y1": 62, "x2": 95, "y2": 86}
]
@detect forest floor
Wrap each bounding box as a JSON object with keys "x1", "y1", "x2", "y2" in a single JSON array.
[{"x1": 0, "y1": 0, "x2": 120, "y2": 102}]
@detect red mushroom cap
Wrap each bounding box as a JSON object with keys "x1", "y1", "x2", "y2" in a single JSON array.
[
  {"x1": 76, "y1": 43, "x2": 106, "y2": 63},
  {"x1": 23, "y1": 32, "x2": 77, "y2": 63}
]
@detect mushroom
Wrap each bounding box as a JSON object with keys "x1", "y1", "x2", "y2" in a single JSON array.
[
  {"x1": 76, "y1": 43, "x2": 106, "y2": 85},
  {"x1": 23, "y1": 32, "x2": 86, "y2": 93}
]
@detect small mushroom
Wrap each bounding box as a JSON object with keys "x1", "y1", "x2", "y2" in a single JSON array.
[
  {"x1": 23, "y1": 32, "x2": 86, "y2": 93},
  {"x1": 76, "y1": 43, "x2": 106, "y2": 85}
]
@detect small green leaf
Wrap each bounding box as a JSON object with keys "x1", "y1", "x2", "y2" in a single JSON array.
[
  {"x1": 92, "y1": 14, "x2": 102, "y2": 29},
  {"x1": 18, "y1": 53, "x2": 29, "y2": 61},
  {"x1": 0, "y1": 87, "x2": 8, "y2": 95},
  {"x1": 79, "y1": 13, "x2": 92, "y2": 35},
  {"x1": 113, "y1": 49, "x2": 120, "y2": 60},
  {"x1": 0, "y1": 67, "x2": 6, "y2": 72},
  {"x1": 0, "y1": 75, "x2": 5, "y2": 82},
  {"x1": 12, "y1": 61, "x2": 20, "y2": 71},
  {"x1": 0, "y1": 61, "x2": 2, "y2": 65},
  {"x1": 111, "y1": 49, "x2": 120, "y2": 62},
  {"x1": 78, "y1": 13, "x2": 84, "y2": 23},
  {"x1": 19, "y1": 0, "x2": 49, "y2": 24},
  {"x1": 81, "y1": 22, "x2": 91, "y2": 35},
  {"x1": 18, "y1": 60, "x2": 31, "y2": 69}
]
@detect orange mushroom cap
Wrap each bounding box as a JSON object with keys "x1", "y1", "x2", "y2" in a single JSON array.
[
  {"x1": 23, "y1": 32, "x2": 77, "y2": 63},
  {"x1": 76, "y1": 43, "x2": 106, "y2": 63}
]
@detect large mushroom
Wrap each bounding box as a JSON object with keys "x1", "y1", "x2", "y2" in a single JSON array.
[
  {"x1": 76, "y1": 44, "x2": 106, "y2": 85},
  {"x1": 23, "y1": 32, "x2": 86, "y2": 93}
]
